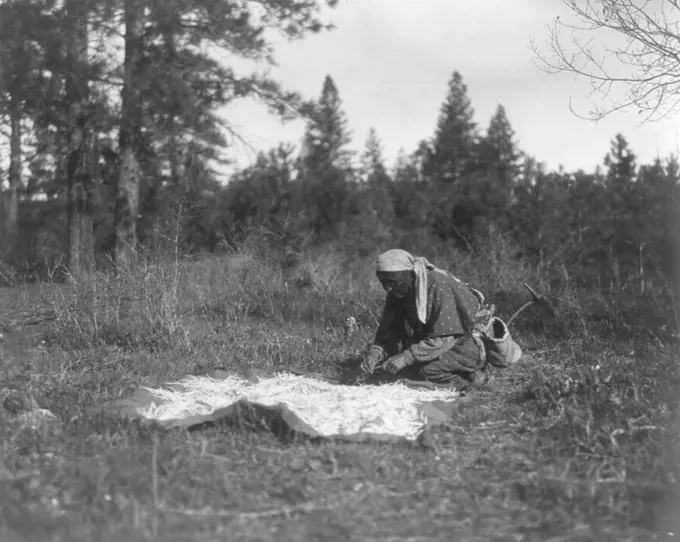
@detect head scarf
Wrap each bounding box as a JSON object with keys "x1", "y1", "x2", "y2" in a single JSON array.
[{"x1": 376, "y1": 249, "x2": 440, "y2": 324}]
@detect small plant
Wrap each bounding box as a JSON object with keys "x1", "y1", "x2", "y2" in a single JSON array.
[{"x1": 41, "y1": 252, "x2": 191, "y2": 351}]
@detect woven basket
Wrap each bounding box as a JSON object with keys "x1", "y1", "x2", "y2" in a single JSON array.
[{"x1": 482, "y1": 316, "x2": 522, "y2": 368}]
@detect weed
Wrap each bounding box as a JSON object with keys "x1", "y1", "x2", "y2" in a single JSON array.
[{"x1": 0, "y1": 244, "x2": 678, "y2": 541}]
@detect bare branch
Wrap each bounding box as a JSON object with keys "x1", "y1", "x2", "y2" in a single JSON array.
[{"x1": 533, "y1": 0, "x2": 680, "y2": 121}]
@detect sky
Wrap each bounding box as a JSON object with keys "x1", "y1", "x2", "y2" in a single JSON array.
[
  {"x1": 2, "y1": 0, "x2": 679, "y2": 187},
  {"x1": 218, "y1": 0, "x2": 680, "y2": 178}
]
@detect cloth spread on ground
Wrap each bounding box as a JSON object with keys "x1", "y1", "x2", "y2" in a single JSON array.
[{"x1": 103, "y1": 371, "x2": 461, "y2": 442}]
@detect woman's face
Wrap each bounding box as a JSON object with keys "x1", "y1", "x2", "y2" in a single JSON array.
[{"x1": 377, "y1": 271, "x2": 413, "y2": 300}]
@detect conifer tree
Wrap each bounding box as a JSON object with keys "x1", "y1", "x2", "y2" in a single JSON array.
[
  {"x1": 457, "y1": 103, "x2": 523, "y2": 231},
  {"x1": 115, "y1": 0, "x2": 144, "y2": 268},
  {"x1": 481, "y1": 104, "x2": 521, "y2": 193},
  {"x1": 302, "y1": 75, "x2": 353, "y2": 172},
  {"x1": 360, "y1": 127, "x2": 388, "y2": 182},
  {"x1": 392, "y1": 148, "x2": 411, "y2": 181},
  {"x1": 113, "y1": 0, "x2": 338, "y2": 261},
  {"x1": 600, "y1": 135, "x2": 638, "y2": 289},
  {"x1": 604, "y1": 134, "x2": 636, "y2": 186},
  {"x1": 65, "y1": 0, "x2": 96, "y2": 279},
  {"x1": 423, "y1": 71, "x2": 478, "y2": 183},
  {"x1": 300, "y1": 75, "x2": 354, "y2": 236},
  {"x1": 390, "y1": 149, "x2": 430, "y2": 231},
  {"x1": 0, "y1": 0, "x2": 52, "y2": 255}
]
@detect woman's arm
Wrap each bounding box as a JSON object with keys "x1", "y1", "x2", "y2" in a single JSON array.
[{"x1": 370, "y1": 294, "x2": 407, "y2": 362}]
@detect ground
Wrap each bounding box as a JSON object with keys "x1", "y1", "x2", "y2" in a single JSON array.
[{"x1": 0, "y1": 254, "x2": 678, "y2": 542}]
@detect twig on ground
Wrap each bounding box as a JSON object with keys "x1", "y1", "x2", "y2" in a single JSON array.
[
  {"x1": 540, "y1": 525, "x2": 593, "y2": 542},
  {"x1": 151, "y1": 433, "x2": 160, "y2": 508},
  {"x1": 157, "y1": 501, "x2": 329, "y2": 520}
]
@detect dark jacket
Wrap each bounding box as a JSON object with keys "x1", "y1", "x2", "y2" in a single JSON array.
[{"x1": 371, "y1": 269, "x2": 481, "y2": 363}]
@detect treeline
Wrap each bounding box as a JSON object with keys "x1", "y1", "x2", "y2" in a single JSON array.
[
  {"x1": 0, "y1": 0, "x2": 678, "y2": 310},
  {"x1": 221, "y1": 73, "x2": 680, "y2": 297}
]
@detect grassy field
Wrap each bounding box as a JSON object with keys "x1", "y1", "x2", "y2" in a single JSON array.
[{"x1": 0, "y1": 249, "x2": 678, "y2": 542}]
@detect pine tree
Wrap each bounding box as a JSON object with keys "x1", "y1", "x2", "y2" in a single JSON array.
[
  {"x1": 65, "y1": 0, "x2": 96, "y2": 279},
  {"x1": 636, "y1": 157, "x2": 676, "y2": 291},
  {"x1": 114, "y1": 0, "x2": 339, "y2": 260},
  {"x1": 424, "y1": 71, "x2": 478, "y2": 183},
  {"x1": 601, "y1": 135, "x2": 638, "y2": 289},
  {"x1": 302, "y1": 75, "x2": 353, "y2": 172},
  {"x1": 481, "y1": 104, "x2": 521, "y2": 192},
  {"x1": 356, "y1": 127, "x2": 393, "y2": 232},
  {"x1": 453, "y1": 103, "x2": 523, "y2": 233},
  {"x1": 392, "y1": 148, "x2": 410, "y2": 181},
  {"x1": 115, "y1": 0, "x2": 144, "y2": 268},
  {"x1": 300, "y1": 75, "x2": 354, "y2": 236},
  {"x1": 390, "y1": 149, "x2": 430, "y2": 230},
  {"x1": 360, "y1": 127, "x2": 388, "y2": 182},
  {"x1": 604, "y1": 134, "x2": 636, "y2": 186},
  {"x1": 0, "y1": 0, "x2": 51, "y2": 255}
]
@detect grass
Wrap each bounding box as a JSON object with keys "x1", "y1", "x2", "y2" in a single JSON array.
[{"x1": 0, "y1": 248, "x2": 679, "y2": 542}]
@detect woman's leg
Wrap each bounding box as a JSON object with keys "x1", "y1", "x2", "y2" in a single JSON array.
[{"x1": 418, "y1": 335, "x2": 485, "y2": 384}]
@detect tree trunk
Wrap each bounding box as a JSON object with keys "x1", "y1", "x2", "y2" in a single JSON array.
[
  {"x1": 3, "y1": 91, "x2": 21, "y2": 255},
  {"x1": 168, "y1": 126, "x2": 181, "y2": 187},
  {"x1": 115, "y1": 0, "x2": 143, "y2": 269},
  {"x1": 116, "y1": 148, "x2": 141, "y2": 266},
  {"x1": 638, "y1": 241, "x2": 645, "y2": 295},
  {"x1": 611, "y1": 247, "x2": 621, "y2": 292},
  {"x1": 166, "y1": 27, "x2": 180, "y2": 188},
  {"x1": 66, "y1": 0, "x2": 94, "y2": 281}
]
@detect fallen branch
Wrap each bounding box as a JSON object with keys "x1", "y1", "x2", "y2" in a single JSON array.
[{"x1": 157, "y1": 500, "x2": 328, "y2": 519}]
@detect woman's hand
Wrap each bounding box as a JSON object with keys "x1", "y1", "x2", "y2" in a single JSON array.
[
  {"x1": 360, "y1": 347, "x2": 384, "y2": 374},
  {"x1": 383, "y1": 350, "x2": 415, "y2": 374}
]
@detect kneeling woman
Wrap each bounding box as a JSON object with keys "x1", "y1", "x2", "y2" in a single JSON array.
[{"x1": 359, "y1": 249, "x2": 490, "y2": 387}]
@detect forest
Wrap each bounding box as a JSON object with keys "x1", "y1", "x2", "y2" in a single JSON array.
[{"x1": 0, "y1": 1, "x2": 677, "y2": 328}]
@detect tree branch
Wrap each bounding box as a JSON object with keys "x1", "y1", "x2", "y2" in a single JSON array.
[{"x1": 532, "y1": 0, "x2": 680, "y2": 121}]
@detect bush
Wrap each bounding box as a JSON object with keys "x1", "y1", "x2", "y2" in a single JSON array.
[
  {"x1": 42, "y1": 256, "x2": 189, "y2": 351},
  {"x1": 518, "y1": 339, "x2": 679, "y2": 531}
]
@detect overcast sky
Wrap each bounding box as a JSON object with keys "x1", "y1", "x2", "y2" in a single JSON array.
[{"x1": 219, "y1": 0, "x2": 680, "y2": 176}]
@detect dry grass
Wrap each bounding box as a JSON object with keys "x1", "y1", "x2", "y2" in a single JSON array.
[{"x1": 0, "y1": 249, "x2": 678, "y2": 542}]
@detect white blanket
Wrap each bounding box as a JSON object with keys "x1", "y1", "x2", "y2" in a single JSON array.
[{"x1": 135, "y1": 373, "x2": 460, "y2": 441}]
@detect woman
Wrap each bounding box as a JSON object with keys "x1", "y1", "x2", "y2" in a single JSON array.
[{"x1": 359, "y1": 249, "x2": 491, "y2": 387}]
